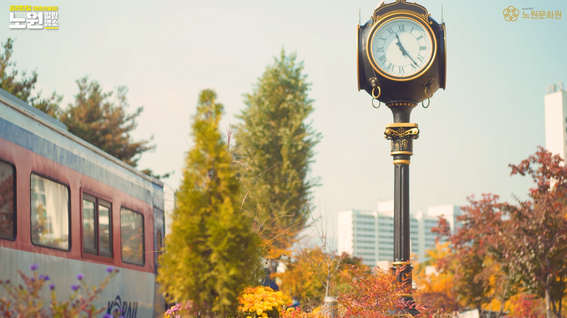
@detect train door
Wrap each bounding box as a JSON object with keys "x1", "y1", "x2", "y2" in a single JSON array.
[{"x1": 153, "y1": 207, "x2": 166, "y2": 317}]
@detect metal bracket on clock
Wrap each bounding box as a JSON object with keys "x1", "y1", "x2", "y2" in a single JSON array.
[{"x1": 369, "y1": 77, "x2": 382, "y2": 108}]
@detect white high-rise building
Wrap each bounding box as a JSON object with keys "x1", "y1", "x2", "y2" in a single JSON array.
[
  {"x1": 545, "y1": 82, "x2": 567, "y2": 160},
  {"x1": 337, "y1": 200, "x2": 461, "y2": 267}
]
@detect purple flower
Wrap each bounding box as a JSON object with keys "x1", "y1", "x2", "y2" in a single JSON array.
[
  {"x1": 44, "y1": 275, "x2": 50, "y2": 281},
  {"x1": 31, "y1": 277, "x2": 35, "y2": 282},
  {"x1": 77, "y1": 273, "x2": 84, "y2": 280},
  {"x1": 5, "y1": 279, "x2": 10, "y2": 284},
  {"x1": 70, "y1": 284, "x2": 80, "y2": 291},
  {"x1": 106, "y1": 267, "x2": 113, "y2": 273},
  {"x1": 30, "y1": 263, "x2": 39, "y2": 271},
  {"x1": 49, "y1": 284, "x2": 55, "y2": 290},
  {"x1": 103, "y1": 314, "x2": 112, "y2": 318}
]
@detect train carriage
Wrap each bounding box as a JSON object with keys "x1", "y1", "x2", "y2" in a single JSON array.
[{"x1": 0, "y1": 88, "x2": 166, "y2": 317}]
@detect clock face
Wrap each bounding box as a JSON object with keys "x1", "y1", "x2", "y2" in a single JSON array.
[{"x1": 369, "y1": 17, "x2": 433, "y2": 78}]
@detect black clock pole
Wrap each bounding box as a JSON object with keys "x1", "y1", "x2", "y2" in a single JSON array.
[
  {"x1": 356, "y1": 0, "x2": 446, "y2": 316},
  {"x1": 384, "y1": 102, "x2": 419, "y2": 314}
]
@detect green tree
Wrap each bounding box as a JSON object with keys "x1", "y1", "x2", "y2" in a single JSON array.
[
  {"x1": 0, "y1": 38, "x2": 62, "y2": 118},
  {"x1": 236, "y1": 50, "x2": 321, "y2": 254},
  {"x1": 157, "y1": 89, "x2": 263, "y2": 318},
  {"x1": 60, "y1": 76, "x2": 154, "y2": 167},
  {"x1": 0, "y1": 38, "x2": 159, "y2": 174}
]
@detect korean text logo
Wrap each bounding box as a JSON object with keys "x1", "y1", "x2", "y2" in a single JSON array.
[
  {"x1": 9, "y1": 5, "x2": 59, "y2": 30},
  {"x1": 503, "y1": 5, "x2": 562, "y2": 22},
  {"x1": 503, "y1": 6, "x2": 519, "y2": 21}
]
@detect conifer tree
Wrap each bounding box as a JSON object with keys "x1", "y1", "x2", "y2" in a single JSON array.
[
  {"x1": 158, "y1": 90, "x2": 263, "y2": 318},
  {"x1": 60, "y1": 76, "x2": 154, "y2": 167},
  {"x1": 236, "y1": 50, "x2": 321, "y2": 253},
  {"x1": 0, "y1": 38, "x2": 62, "y2": 119},
  {"x1": 0, "y1": 38, "x2": 160, "y2": 174}
]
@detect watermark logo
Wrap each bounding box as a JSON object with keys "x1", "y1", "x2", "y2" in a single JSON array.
[
  {"x1": 503, "y1": 5, "x2": 562, "y2": 21},
  {"x1": 106, "y1": 295, "x2": 139, "y2": 318},
  {"x1": 503, "y1": 6, "x2": 519, "y2": 21},
  {"x1": 9, "y1": 5, "x2": 59, "y2": 30}
]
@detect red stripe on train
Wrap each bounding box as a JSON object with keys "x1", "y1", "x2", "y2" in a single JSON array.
[{"x1": 0, "y1": 138, "x2": 155, "y2": 274}]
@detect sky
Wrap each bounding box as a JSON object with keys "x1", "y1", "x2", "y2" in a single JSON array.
[{"x1": 3, "y1": 0, "x2": 567, "y2": 242}]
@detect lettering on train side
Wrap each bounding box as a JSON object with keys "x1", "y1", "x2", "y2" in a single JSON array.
[{"x1": 106, "y1": 295, "x2": 139, "y2": 318}]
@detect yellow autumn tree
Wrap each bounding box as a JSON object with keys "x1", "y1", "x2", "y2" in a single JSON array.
[
  {"x1": 414, "y1": 242, "x2": 460, "y2": 315},
  {"x1": 157, "y1": 90, "x2": 264, "y2": 318}
]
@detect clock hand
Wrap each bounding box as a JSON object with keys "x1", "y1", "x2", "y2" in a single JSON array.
[
  {"x1": 395, "y1": 33, "x2": 419, "y2": 67},
  {"x1": 394, "y1": 33, "x2": 407, "y2": 56}
]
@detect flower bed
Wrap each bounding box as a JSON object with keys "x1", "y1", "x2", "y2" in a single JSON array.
[{"x1": 238, "y1": 286, "x2": 289, "y2": 318}]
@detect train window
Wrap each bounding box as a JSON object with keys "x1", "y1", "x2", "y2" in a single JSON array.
[
  {"x1": 155, "y1": 229, "x2": 163, "y2": 271},
  {"x1": 0, "y1": 161, "x2": 15, "y2": 240},
  {"x1": 82, "y1": 197, "x2": 96, "y2": 253},
  {"x1": 99, "y1": 203, "x2": 112, "y2": 257},
  {"x1": 120, "y1": 207, "x2": 144, "y2": 266},
  {"x1": 82, "y1": 194, "x2": 112, "y2": 258},
  {"x1": 30, "y1": 174, "x2": 69, "y2": 250}
]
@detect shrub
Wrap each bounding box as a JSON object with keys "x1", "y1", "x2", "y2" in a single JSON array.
[
  {"x1": 237, "y1": 286, "x2": 289, "y2": 318},
  {"x1": 164, "y1": 286, "x2": 290, "y2": 318},
  {"x1": 337, "y1": 265, "x2": 424, "y2": 318},
  {"x1": 0, "y1": 263, "x2": 119, "y2": 317},
  {"x1": 281, "y1": 307, "x2": 323, "y2": 318}
]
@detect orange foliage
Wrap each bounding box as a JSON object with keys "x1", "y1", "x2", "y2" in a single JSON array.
[
  {"x1": 413, "y1": 242, "x2": 459, "y2": 315},
  {"x1": 338, "y1": 265, "x2": 424, "y2": 317}
]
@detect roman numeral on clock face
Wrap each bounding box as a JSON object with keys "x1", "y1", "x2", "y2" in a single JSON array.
[{"x1": 370, "y1": 17, "x2": 433, "y2": 77}]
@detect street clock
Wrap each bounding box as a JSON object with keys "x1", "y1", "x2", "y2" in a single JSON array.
[
  {"x1": 357, "y1": 0, "x2": 446, "y2": 106},
  {"x1": 354, "y1": 2, "x2": 448, "y2": 315}
]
